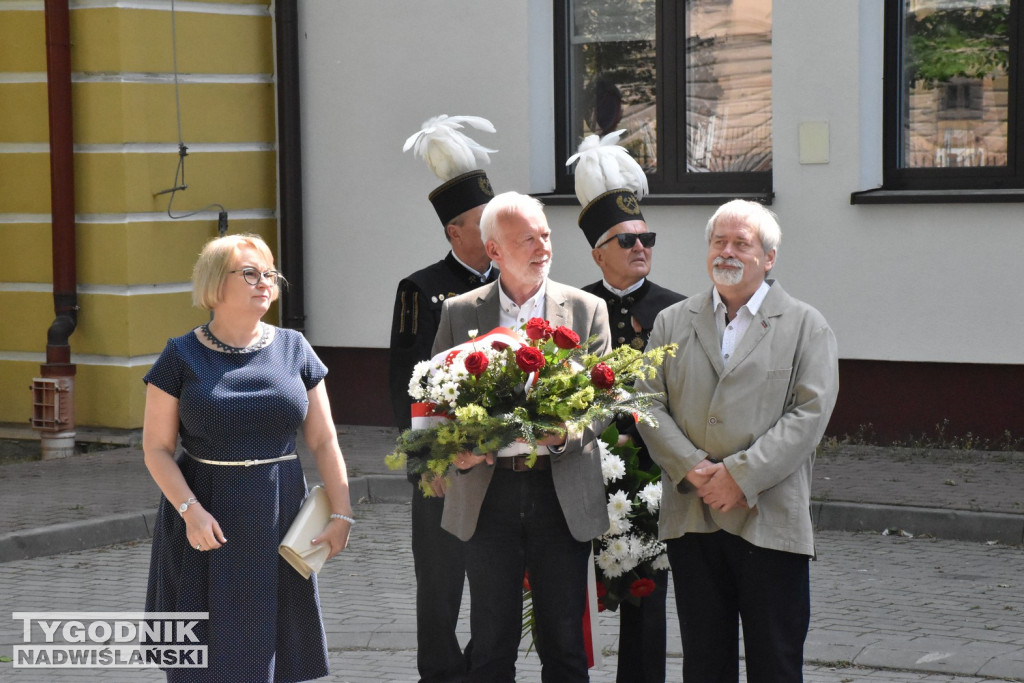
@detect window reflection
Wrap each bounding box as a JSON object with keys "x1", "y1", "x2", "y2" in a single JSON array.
[
  {"x1": 686, "y1": 0, "x2": 772, "y2": 172},
  {"x1": 901, "y1": 0, "x2": 1010, "y2": 169},
  {"x1": 563, "y1": 0, "x2": 773, "y2": 190},
  {"x1": 569, "y1": 0, "x2": 657, "y2": 170}
]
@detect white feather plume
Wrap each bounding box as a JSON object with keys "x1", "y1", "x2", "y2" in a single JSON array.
[
  {"x1": 565, "y1": 130, "x2": 649, "y2": 206},
  {"x1": 403, "y1": 115, "x2": 498, "y2": 182}
]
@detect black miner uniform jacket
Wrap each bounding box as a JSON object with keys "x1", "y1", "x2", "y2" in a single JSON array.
[
  {"x1": 582, "y1": 278, "x2": 685, "y2": 468},
  {"x1": 388, "y1": 252, "x2": 498, "y2": 430}
]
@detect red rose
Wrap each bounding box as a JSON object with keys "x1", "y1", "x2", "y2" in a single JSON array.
[
  {"x1": 629, "y1": 577, "x2": 656, "y2": 598},
  {"x1": 595, "y1": 581, "x2": 607, "y2": 599},
  {"x1": 515, "y1": 346, "x2": 546, "y2": 373},
  {"x1": 551, "y1": 326, "x2": 580, "y2": 349},
  {"x1": 590, "y1": 362, "x2": 615, "y2": 389},
  {"x1": 491, "y1": 340, "x2": 509, "y2": 351},
  {"x1": 464, "y1": 351, "x2": 489, "y2": 377},
  {"x1": 525, "y1": 317, "x2": 553, "y2": 341}
]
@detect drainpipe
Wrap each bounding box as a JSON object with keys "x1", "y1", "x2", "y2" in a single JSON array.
[
  {"x1": 275, "y1": 0, "x2": 306, "y2": 332},
  {"x1": 31, "y1": 0, "x2": 78, "y2": 459}
]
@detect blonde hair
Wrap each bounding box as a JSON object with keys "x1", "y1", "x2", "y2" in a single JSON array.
[{"x1": 191, "y1": 234, "x2": 283, "y2": 310}]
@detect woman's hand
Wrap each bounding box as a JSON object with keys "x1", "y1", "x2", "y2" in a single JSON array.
[
  {"x1": 311, "y1": 518, "x2": 352, "y2": 559},
  {"x1": 304, "y1": 381, "x2": 354, "y2": 561},
  {"x1": 183, "y1": 504, "x2": 227, "y2": 551}
]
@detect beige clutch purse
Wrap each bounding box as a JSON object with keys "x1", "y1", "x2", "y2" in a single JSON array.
[{"x1": 279, "y1": 485, "x2": 331, "y2": 579}]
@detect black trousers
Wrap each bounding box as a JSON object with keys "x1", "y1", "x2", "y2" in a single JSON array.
[
  {"x1": 412, "y1": 488, "x2": 470, "y2": 683},
  {"x1": 615, "y1": 568, "x2": 668, "y2": 683},
  {"x1": 667, "y1": 531, "x2": 810, "y2": 683},
  {"x1": 463, "y1": 468, "x2": 592, "y2": 683}
]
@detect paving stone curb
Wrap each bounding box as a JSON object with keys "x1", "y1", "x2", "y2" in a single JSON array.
[
  {"x1": 4, "y1": 479, "x2": 1020, "y2": 564},
  {"x1": 0, "y1": 511, "x2": 157, "y2": 563},
  {"x1": 812, "y1": 500, "x2": 1024, "y2": 545},
  {"x1": 0, "y1": 476, "x2": 413, "y2": 563}
]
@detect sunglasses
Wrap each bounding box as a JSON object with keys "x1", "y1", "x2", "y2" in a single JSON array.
[{"x1": 595, "y1": 232, "x2": 657, "y2": 249}]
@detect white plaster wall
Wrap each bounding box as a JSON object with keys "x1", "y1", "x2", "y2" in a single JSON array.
[
  {"x1": 298, "y1": 0, "x2": 1023, "y2": 365},
  {"x1": 298, "y1": 0, "x2": 553, "y2": 347},
  {"x1": 770, "y1": 0, "x2": 1023, "y2": 364}
]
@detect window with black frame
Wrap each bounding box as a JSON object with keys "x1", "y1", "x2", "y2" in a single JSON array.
[
  {"x1": 872, "y1": 0, "x2": 1024, "y2": 199},
  {"x1": 553, "y1": 0, "x2": 773, "y2": 202}
]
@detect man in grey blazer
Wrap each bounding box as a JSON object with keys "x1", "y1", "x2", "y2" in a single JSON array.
[
  {"x1": 432, "y1": 191, "x2": 611, "y2": 682},
  {"x1": 637, "y1": 199, "x2": 839, "y2": 682}
]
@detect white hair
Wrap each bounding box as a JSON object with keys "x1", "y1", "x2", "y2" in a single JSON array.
[
  {"x1": 480, "y1": 191, "x2": 546, "y2": 244},
  {"x1": 704, "y1": 199, "x2": 781, "y2": 256}
]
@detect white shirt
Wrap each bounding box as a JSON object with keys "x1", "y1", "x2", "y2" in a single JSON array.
[
  {"x1": 602, "y1": 277, "x2": 645, "y2": 298},
  {"x1": 495, "y1": 278, "x2": 551, "y2": 456},
  {"x1": 497, "y1": 279, "x2": 547, "y2": 330},
  {"x1": 713, "y1": 280, "x2": 771, "y2": 364},
  {"x1": 452, "y1": 251, "x2": 494, "y2": 283}
]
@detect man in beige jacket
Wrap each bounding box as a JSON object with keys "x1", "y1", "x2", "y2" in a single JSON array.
[{"x1": 637, "y1": 199, "x2": 839, "y2": 682}]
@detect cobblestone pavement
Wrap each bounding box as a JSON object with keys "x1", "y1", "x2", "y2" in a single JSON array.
[
  {"x1": 1, "y1": 502, "x2": 1022, "y2": 682},
  {"x1": 2, "y1": 428, "x2": 1023, "y2": 536}
]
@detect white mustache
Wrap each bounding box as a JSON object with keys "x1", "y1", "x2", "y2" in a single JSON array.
[{"x1": 713, "y1": 257, "x2": 743, "y2": 269}]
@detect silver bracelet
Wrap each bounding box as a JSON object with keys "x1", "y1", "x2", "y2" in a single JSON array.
[{"x1": 330, "y1": 513, "x2": 355, "y2": 524}]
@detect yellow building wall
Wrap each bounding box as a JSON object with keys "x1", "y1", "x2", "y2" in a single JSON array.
[
  {"x1": 0, "y1": 11, "x2": 46, "y2": 71},
  {"x1": 0, "y1": 83, "x2": 49, "y2": 142},
  {"x1": 0, "y1": 361, "x2": 44, "y2": 431},
  {"x1": 0, "y1": 1, "x2": 278, "y2": 429}
]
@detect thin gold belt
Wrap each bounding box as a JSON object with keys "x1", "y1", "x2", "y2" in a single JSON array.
[{"x1": 186, "y1": 451, "x2": 297, "y2": 467}]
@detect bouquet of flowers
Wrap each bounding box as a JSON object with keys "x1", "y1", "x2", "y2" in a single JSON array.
[
  {"x1": 593, "y1": 422, "x2": 668, "y2": 612},
  {"x1": 384, "y1": 317, "x2": 677, "y2": 497}
]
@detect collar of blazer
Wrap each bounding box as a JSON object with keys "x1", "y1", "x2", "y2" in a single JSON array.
[
  {"x1": 692, "y1": 280, "x2": 790, "y2": 377},
  {"x1": 473, "y1": 278, "x2": 573, "y2": 333}
]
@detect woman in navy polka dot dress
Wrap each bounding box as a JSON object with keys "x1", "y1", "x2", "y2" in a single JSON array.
[{"x1": 142, "y1": 234, "x2": 353, "y2": 682}]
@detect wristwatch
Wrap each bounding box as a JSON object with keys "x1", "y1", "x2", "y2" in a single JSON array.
[{"x1": 178, "y1": 497, "x2": 198, "y2": 516}]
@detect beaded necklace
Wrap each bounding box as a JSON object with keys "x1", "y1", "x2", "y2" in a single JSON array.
[{"x1": 200, "y1": 322, "x2": 271, "y2": 354}]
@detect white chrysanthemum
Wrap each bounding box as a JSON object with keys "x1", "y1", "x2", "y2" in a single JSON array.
[
  {"x1": 599, "y1": 444, "x2": 626, "y2": 484},
  {"x1": 446, "y1": 355, "x2": 470, "y2": 381},
  {"x1": 607, "y1": 490, "x2": 631, "y2": 519},
  {"x1": 437, "y1": 382, "x2": 460, "y2": 402},
  {"x1": 638, "y1": 481, "x2": 662, "y2": 512},
  {"x1": 596, "y1": 552, "x2": 624, "y2": 578},
  {"x1": 652, "y1": 553, "x2": 670, "y2": 571},
  {"x1": 408, "y1": 361, "x2": 435, "y2": 399},
  {"x1": 410, "y1": 360, "x2": 433, "y2": 383},
  {"x1": 605, "y1": 515, "x2": 632, "y2": 536},
  {"x1": 617, "y1": 550, "x2": 639, "y2": 573},
  {"x1": 628, "y1": 535, "x2": 646, "y2": 559},
  {"x1": 408, "y1": 375, "x2": 426, "y2": 400},
  {"x1": 606, "y1": 537, "x2": 630, "y2": 560}
]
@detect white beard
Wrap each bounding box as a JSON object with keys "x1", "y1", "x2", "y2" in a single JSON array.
[
  {"x1": 712, "y1": 257, "x2": 743, "y2": 286},
  {"x1": 524, "y1": 259, "x2": 551, "y2": 287}
]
